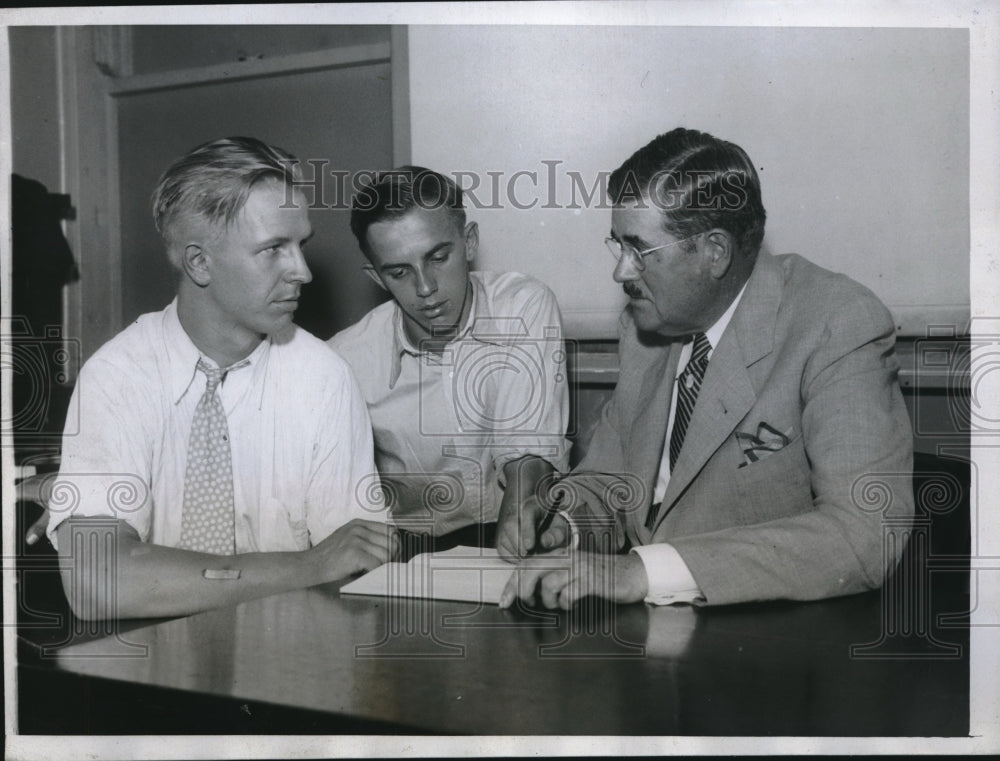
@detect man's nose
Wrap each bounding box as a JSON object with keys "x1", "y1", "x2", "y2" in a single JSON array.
[
  {"x1": 285, "y1": 245, "x2": 313, "y2": 284},
  {"x1": 613, "y1": 252, "x2": 641, "y2": 283},
  {"x1": 414, "y1": 268, "x2": 437, "y2": 297}
]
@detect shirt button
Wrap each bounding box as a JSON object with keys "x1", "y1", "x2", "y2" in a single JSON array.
[{"x1": 449, "y1": 371, "x2": 454, "y2": 378}]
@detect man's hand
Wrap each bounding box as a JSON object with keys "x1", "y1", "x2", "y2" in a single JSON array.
[
  {"x1": 25, "y1": 510, "x2": 50, "y2": 546},
  {"x1": 498, "y1": 550, "x2": 649, "y2": 609},
  {"x1": 496, "y1": 456, "x2": 560, "y2": 561},
  {"x1": 307, "y1": 518, "x2": 399, "y2": 583},
  {"x1": 56, "y1": 515, "x2": 400, "y2": 621},
  {"x1": 17, "y1": 472, "x2": 56, "y2": 546},
  {"x1": 496, "y1": 494, "x2": 571, "y2": 560}
]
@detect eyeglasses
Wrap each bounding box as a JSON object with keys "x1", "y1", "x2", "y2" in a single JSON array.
[{"x1": 604, "y1": 234, "x2": 700, "y2": 271}]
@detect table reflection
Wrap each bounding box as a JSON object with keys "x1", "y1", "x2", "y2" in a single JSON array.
[{"x1": 47, "y1": 582, "x2": 966, "y2": 735}]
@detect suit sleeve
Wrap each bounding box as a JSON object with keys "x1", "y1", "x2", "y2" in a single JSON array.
[{"x1": 669, "y1": 295, "x2": 914, "y2": 604}]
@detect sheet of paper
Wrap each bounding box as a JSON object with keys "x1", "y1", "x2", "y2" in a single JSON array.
[{"x1": 340, "y1": 546, "x2": 518, "y2": 604}]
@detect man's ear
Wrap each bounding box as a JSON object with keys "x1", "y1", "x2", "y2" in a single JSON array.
[
  {"x1": 180, "y1": 244, "x2": 211, "y2": 287},
  {"x1": 703, "y1": 229, "x2": 734, "y2": 280},
  {"x1": 362, "y1": 263, "x2": 387, "y2": 291},
  {"x1": 464, "y1": 221, "x2": 479, "y2": 263}
]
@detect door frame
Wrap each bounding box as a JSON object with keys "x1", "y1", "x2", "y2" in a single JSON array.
[{"x1": 58, "y1": 24, "x2": 410, "y2": 369}]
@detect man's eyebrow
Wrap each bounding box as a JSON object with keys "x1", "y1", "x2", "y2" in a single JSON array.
[
  {"x1": 257, "y1": 230, "x2": 314, "y2": 249},
  {"x1": 378, "y1": 260, "x2": 410, "y2": 273},
  {"x1": 256, "y1": 236, "x2": 285, "y2": 249},
  {"x1": 421, "y1": 242, "x2": 451, "y2": 260},
  {"x1": 378, "y1": 241, "x2": 451, "y2": 272},
  {"x1": 609, "y1": 230, "x2": 645, "y2": 248}
]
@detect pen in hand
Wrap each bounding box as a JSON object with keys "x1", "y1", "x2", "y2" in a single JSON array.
[{"x1": 531, "y1": 492, "x2": 563, "y2": 555}]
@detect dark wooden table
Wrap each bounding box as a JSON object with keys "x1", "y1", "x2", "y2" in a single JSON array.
[{"x1": 17, "y1": 564, "x2": 969, "y2": 736}]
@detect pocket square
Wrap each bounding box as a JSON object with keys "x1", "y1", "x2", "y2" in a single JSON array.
[{"x1": 736, "y1": 422, "x2": 791, "y2": 468}]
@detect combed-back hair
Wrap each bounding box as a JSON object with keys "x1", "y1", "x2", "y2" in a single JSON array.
[
  {"x1": 151, "y1": 136, "x2": 302, "y2": 266},
  {"x1": 350, "y1": 166, "x2": 465, "y2": 258},
  {"x1": 608, "y1": 128, "x2": 766, "y2": 258}
]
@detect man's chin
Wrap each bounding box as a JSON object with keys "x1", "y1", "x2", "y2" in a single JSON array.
[
  {"x1": 262, "y1": 312, "x2": 295, "y2": 336},
  {"x1": 627, "y1": 300, "x2": 657, "y2": 330},
  {"x1": 628, "y1": 303, "x2": 686, "y2": 340},
  {"x1": 425, "y1": 315, "x2": 462, "y2": 337}
]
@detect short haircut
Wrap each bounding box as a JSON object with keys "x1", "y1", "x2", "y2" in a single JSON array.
[
  {"x1": 350, "y1": 166, "x2": 466, "y2": 258},
  {"x1": 151, "y1": 136, "x2": 302, "y2": 267},
  {"x1": 608, "y1": 128, "x2": 766, "y2": 258}
]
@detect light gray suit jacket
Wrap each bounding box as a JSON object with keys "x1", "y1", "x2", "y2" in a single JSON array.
[{"x1": 563, "y1": 252, "x2": 914, "y2": 605}]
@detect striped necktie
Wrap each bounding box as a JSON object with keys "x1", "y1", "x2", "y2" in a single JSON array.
[
  {"x1": 646, "y1": 333, "x2": 712, "y2": 531},
  {"x1": 668, "y1": 332, "x2": 712, "y2": 471},
  {"x1": 646, "y1": 333, "x2": 712, "y2": 530}
]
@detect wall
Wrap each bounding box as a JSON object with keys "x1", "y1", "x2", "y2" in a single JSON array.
[
  {"x1": 115, "y1": 61, "x2": 394, "y2": 336},
  {"x1": 114, "y1": 25, "x2": 395, "y2": 338},
  {"x1": 130, "y1": 25, "x2": 390, "y2": 74},
  {"x1": 407, "y1": 26, "x2": 969, "y2": 339},
  {"x1": 9, "y1": 26, "x2": 61, "y2": 191}
]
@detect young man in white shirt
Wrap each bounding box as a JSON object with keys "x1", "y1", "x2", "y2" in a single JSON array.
[
  {"x1": 329, "y1": 167, "x2": 570, "y2": 553},
  {"x1": 48, "y1": 137, "x2": 396, "y2": 620}
]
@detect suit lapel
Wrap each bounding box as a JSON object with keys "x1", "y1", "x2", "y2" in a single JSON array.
[
  {"x1": 624, "y1": 341, "x2": 680, "y2": 541},
  {"x1": 628, "y1": 345, "x2": 680, "y2": 486},
  {"x1": 652, "y1": 252, "x2": 784, "y2": 531}
]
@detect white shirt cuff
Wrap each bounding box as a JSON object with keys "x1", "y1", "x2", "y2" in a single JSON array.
[{"x1": 631, "y1": 543, "x2": 705, "y2": 605}]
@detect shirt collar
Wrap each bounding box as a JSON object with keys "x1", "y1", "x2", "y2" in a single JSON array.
[
  {"x1": 164, "y1": 299, "x2": 269, "y2": 404},
  {"x1": 675, "y1": 280, "x2": 750, "y2": 377},
  {"x1": 704, "y1": 279, "x2": 749, "y2": 355},
  {"x1": 388, "y1": 276, "x2": 484, "y2": 388}
]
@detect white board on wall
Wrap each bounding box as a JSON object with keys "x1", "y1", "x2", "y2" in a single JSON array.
[{"x1": 407, "y1": 26, "x2": 969, "y2": 338}]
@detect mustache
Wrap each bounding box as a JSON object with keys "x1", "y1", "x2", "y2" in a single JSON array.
[{"x1": 622, "y1": 282, "x2": 644, "y2": 299}]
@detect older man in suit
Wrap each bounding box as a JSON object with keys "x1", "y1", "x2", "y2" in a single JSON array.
[{"x1": 499, "y1": 127, "x2": 913, "y2": 608}]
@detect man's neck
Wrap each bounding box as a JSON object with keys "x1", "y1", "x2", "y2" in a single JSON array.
[{"x1": 177, "y1": 290, "x2": 264, "y2": 368}]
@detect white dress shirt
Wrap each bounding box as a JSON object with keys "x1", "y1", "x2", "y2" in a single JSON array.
[
  {"x1": 48, "y1": 299, "x2": 385, "y2": 552},
  {"x1": 632, "y1": 282, "x2": 747, "y2": 604},
  {"x1": 330, "y1": 271, "x2": 571, "y2": 534}
]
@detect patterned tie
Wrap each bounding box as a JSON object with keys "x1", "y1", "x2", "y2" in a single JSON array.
[
  {"x1": 669, "y1": 332, "x2": 712, "y2": 471},
  {"x1": 180, "y1": 359, "x2": 237, "y2": 554},
  {"x1": 646, "y1": 333, "x2": 712, "y2": 530}
]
